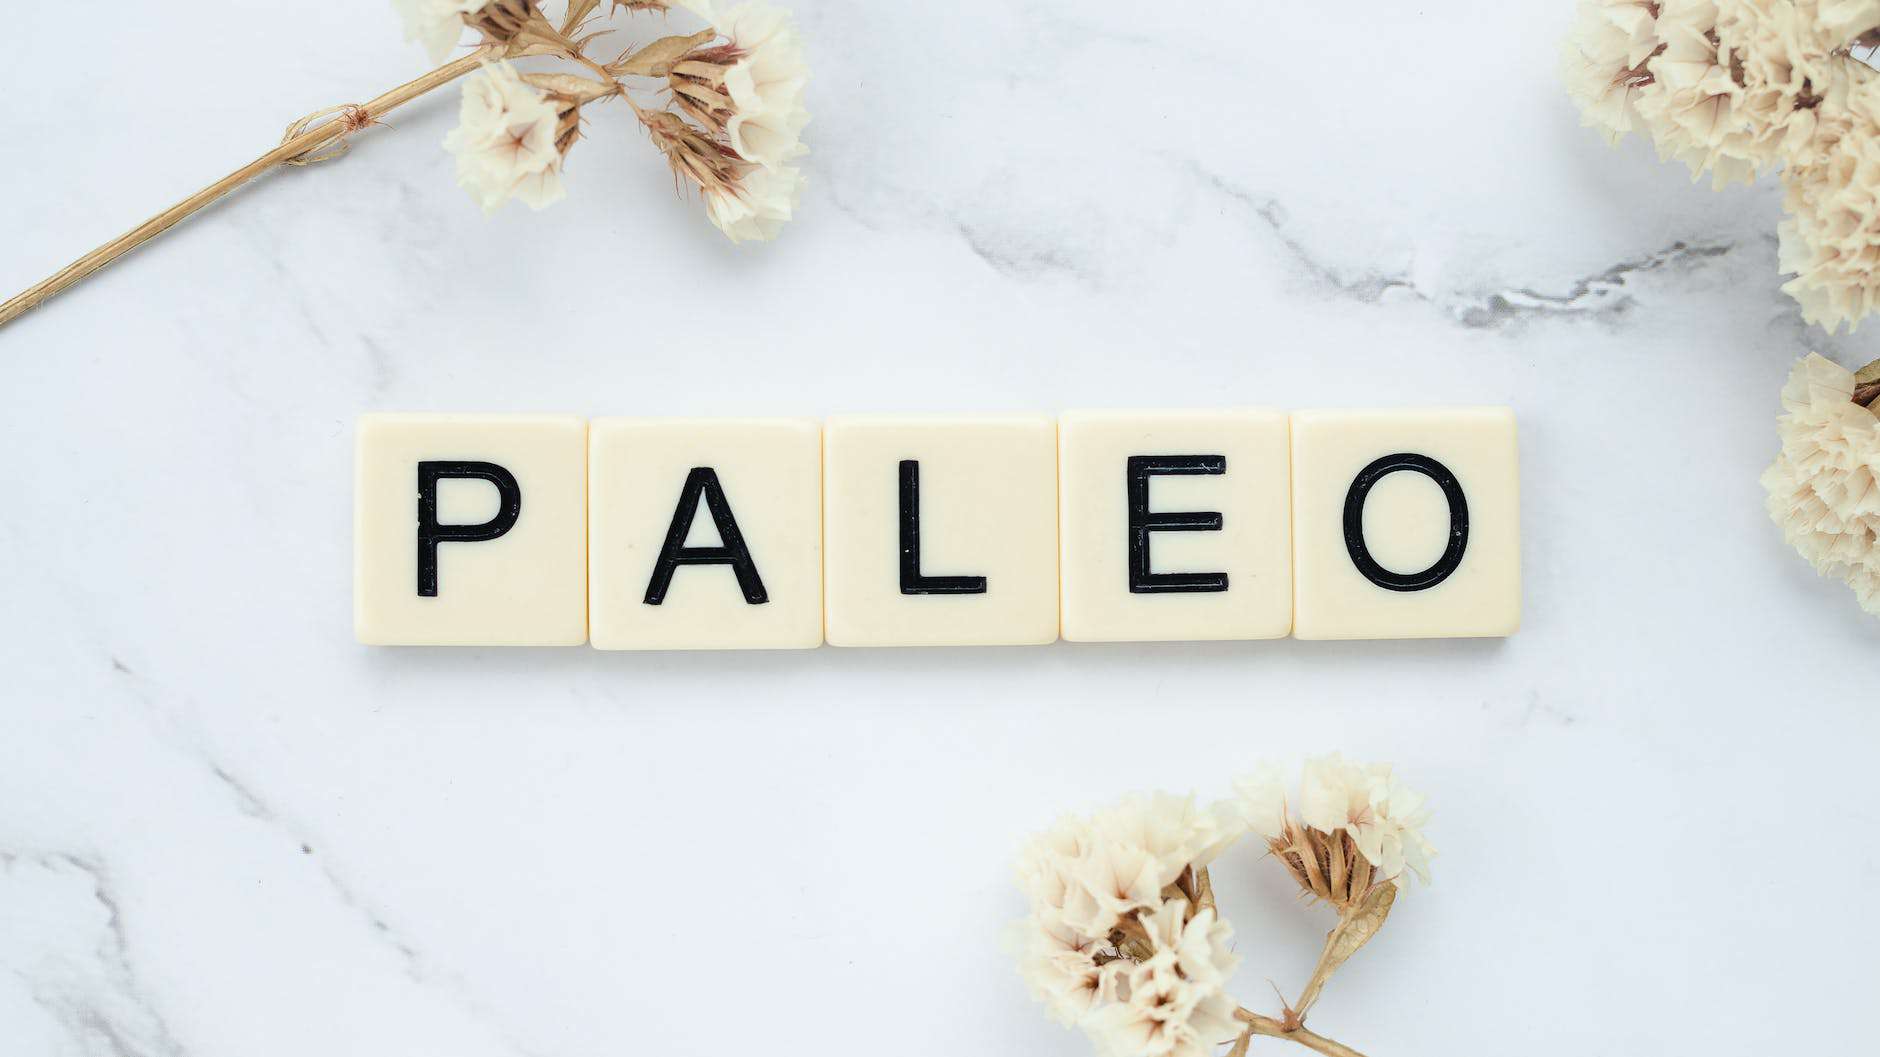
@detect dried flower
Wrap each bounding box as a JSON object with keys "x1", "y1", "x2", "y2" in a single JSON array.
[
  {"x1": 669, "y1": 0, "x2": 811, "y2": 171},
  {"x1": 1015, "y1": 762, "x2": 1434, "y2": 1057},
  {"x1": 1083, "y1": 901, "x2": 1241, "y2": 1057},
  {"x1": 0, "y1": 0, "x2": 820, "y2": 330},
  {"x1": 1560, "y1": 0, "x2": 1668, "y2": 144},
  {"x1": 1632, "y1": 0, "x2": 1766, "y2": 187},
  {"x1": 704, "y1": 163, "x2": 804, "y2": 242},
  {"x1": 643, "y1": 109, "x2": 804, "y2": 242},
  {"x1": 394, "y1": 0, "x2": 488, "y2": 65},
  {"x1": 1779, "y1": 127, "x2": 1880, "y2": 330},
  {"x1": 443, "y1": 61, "x2": 575, "y2": 212},
  {"x1": 1013, "y1": 794, "x2": 1243, "y2": 1057},
  {"x1": 1761, "y1": 353, "x2": 1880, "y2": 616},
  {"x1": 1562, "y1": 0, "x2": 1880, "y2": 327}
]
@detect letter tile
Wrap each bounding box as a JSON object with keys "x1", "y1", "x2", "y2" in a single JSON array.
[
  {"x1": 1290, "y1": 408, "x2": 1520, "y2": 640},
  {"x1": 589, "y1": 418, "x2": 823, "y2": 650},
  {"x1": 354, "y1": 413, "x2": 587, "y2": 645},
  {"x1": 1059, "y1": 409, "x2": 1293, "y2": 642},
  {"x1": 823, "y1": 415, "x2": 1059, "y2": 647}
]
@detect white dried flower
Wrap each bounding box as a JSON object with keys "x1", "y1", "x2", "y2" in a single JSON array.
[
  {"x1": 443, "y1": 61, "x2": 572, "y2": 214},
  {"x1": 1761, "y1": 353, "x2": 1880, "y2": 615},
  {"x1": 1631, "y1": 0, "x2": 1778, "y2": 186},
  {"x1": 1564, "y1": 0, "x2": 1880, "y2": 328},
  {"x1": 1011, "y1": 791, "x2": 1244, "y2": 1049},
  {"x1": 393, "y1": 0, "x2": 486, "y2": 65},
  {"x1": 671, "y1": 0, "x2": 811, "y2": 170},
  {"x1": 704, "y1": 163, "x2": 804, "y2": 242},
  {"x1": 1092, "y1": 792, "x2": 1245, "y2": 879},
  {"x1": 1299, "y1": 754, "x2": 1435, "y2": 887},
  {"x1": 1779, "y1": 128, "x2": 1880, "y2": 330},
  {"x1": 1014, "y1": 766, "x2": 1434, "y2": 1057},
  {"x1": 1231, "y1": 763, "x2": 1287, "y2": 841},
  {"x1": 643, "y1": 109, "x2": 802, "y2": 242},
  {"x1": 1237, "y1": 755, "x2": 1437, "y2": 903},
  {"x1": 1083, "y1": 901, "x2": 1240, "y2": 1057},
  {"x1": 1014, "y1": 917, "x2": 1116, "y2": 1027},
  {"x1": 1561, "y1": 0, "x2": 1668, "y2": 143}
]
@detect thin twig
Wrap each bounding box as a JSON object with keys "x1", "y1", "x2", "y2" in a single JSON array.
[
  {"x1": 1235, "y1": 1009, "x2": 1369, "y2": 1057},
  {"x1": 0, "y1": 50, "x2": 491, "y2": 330}
]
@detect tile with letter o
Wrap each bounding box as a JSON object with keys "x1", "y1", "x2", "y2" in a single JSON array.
[
  {"x1": 588, "y1": 418, "x2": 822, "y2": 650},
  {"x1": 1059, "y1": 409, "x2": 1293, "y2": 642},
  {"x1": 1290, "y1": 407, "x2": 1520, "y2": 640},
  {"x1": 354, "y1": 413, "x2": 588, "y2": 646},
  {"x1": 823, "y1": 415, "x2": 1059, "y2": 647}
]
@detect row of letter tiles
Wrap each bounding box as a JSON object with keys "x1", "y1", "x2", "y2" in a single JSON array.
[{"x1": 353, "y1": 409, "x2": 1520, "y2": 648}]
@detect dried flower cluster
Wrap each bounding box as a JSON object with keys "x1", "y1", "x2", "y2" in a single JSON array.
[
  {"x1": 1562, "y1": 0, "x2": 1880, "y2": 330},
  {"x1": 1013, "y1": 757, "x2": 1435, "y2": 1057},
  {"x1": 1762, "y1": 353, "x2": 1880, "y2": 615},
  {"x1": 398, "y1": 0, "x2": 808, "y2": 240}
]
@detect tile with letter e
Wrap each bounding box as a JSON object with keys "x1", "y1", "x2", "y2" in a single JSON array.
[
  {"x1": 1290, "y1": 408, "x2": 1520, "y2": 640},
  {"x1": 354, "y1": 413, "x2": 588, "y2": 646},
  {"x1": 823, "y1": 415, "x2": 1059, "y2": 647},
  {"x1": 1059, "y1": 409, "x2": 1293, "y2": 642},
  {"x1": 588, "y1": 418, "x2": 822, "y2": 650}
]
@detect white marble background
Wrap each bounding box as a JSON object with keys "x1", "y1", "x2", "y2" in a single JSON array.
[{"x1": 3, "y1": 2, "x2": 1877, "y2": 1056}]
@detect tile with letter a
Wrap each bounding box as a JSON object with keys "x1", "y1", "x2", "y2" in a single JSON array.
[
  {"x1": 1290, "y1": 408, "x2": 1520, "y2": 640},
  {"x1": 354, "y1": 413, "x2": 588, "y2": 646},
  {"x1": 588, "y1": 418, "x2": 823, "y2": 650},
  {"x1": 823, "y1": 415, "x2": 1059, "y2": 647},
  {"x1": 1059, "y1": 409, "x2": 1292, "y2": 642}
]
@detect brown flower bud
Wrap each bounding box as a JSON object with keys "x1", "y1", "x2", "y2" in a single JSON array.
[{"x1": 642, "y1": 110, "x2": 740, "y2": 195}]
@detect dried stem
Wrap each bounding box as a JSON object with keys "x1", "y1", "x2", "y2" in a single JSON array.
[
  {"x1": 1291, "y1": 883, "x2": 1395, "y2": 1021},
  {"x1": 1855, "y1": 357, "x2": 1880, "y2": 408},
  {"x1": 1234, "y1": 1010, "x2": 1369, "y2": 1057},
  {"x1": 0, "y1": 50, "x2": 492, "y2": 331}
]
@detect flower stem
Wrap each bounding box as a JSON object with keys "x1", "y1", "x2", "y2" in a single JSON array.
[
  {"x1": 1855, "y1": 357, "x2": 1880, "y2": 407},
  {"x1": 1235, "y1": 1010, "x2": 1369, "y2": 1057},
  {"x1": 1292, "y1": 882, "x2": 1396, "y2": 1022},
  {"x1": 0, "y1": 51, "x2": 490, "y2": 332}
]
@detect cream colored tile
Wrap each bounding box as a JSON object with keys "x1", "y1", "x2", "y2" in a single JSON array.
[
  {"x1": 354, "y1": 413, "x2": 587, "y2": 646},
  {"x1": 1059, "y1": 409, "x2": 1292, "y2": 642},
  {"x1": 588, "y1": 418, "x2": 822, "y2": 651},
  {"x1": 823, "y1": 415, "x2": 1058, "y2": 647},
  {"x1": 1291, "y1": 408, "x2": 1520, "y2": 640}
]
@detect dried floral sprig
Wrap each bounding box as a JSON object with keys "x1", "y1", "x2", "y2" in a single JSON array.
[
  {"x1": 1012, "y1": 757, "x2": 1436, "y2": 1057},
  {"x1": 1762, "y1": 352, "x2": 1880, "y2": 617},
  {"x1": 1561, "y1": 0, "x2": 1880, "y2": 332},
  {"x1": 0, "y1": 0, "x2": 809, "y2": 331}
]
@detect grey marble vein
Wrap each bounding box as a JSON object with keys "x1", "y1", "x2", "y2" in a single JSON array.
[
  {"x1": 2, "y1": 851, "x2": 190, "y2": 1057},
  {"x1": 1185, "y1": 159, "x2": 1740, "y2": 330}
]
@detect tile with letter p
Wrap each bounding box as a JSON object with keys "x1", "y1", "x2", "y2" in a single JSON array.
[
  {"x1": 354, "y1": 413, "x2": 588, "y2": 646},
  {"x1": 823, "y1": 415, "x2": 1059, "y2": 647},
  {"x1": 1059, "y1": 409, "x2": 1292, "y2": 642},
  {"x1": 1290, "y1": 408, "x2": 1520, "y2": 640},
  {"x1": 588, "y1": 418, "x2": 822, "y2": 650}
]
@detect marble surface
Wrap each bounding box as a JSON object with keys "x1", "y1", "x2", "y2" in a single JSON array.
[{"x1": 3, "y1": 2, "x2": 1878, "y2": 1056}]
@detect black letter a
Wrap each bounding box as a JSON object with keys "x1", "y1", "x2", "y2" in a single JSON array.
[{"x1": 643, "y1": 468, "x2": 769, "y2": 605}]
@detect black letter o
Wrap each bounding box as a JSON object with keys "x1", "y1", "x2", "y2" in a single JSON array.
[{"x1": 1342, "y1": 453, "x2": 1468, "y2": 592}]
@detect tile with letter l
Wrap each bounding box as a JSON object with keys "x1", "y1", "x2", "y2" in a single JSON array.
[
  {"x1": 354, "y1": 413, "x2": 588, "y2": 646},
  {"x1": 823, "y1": 415, "x2": 1059, "y2": 647},
  {"x1": 1059, "y1": 409, "x2": 1293, "y2": 642},
  {"x1": 1290, "y1": 407, "x2": 1520, "y2": 640},
  {"x1": 589, "y1": 417, "x2": 822, "y2": 650}
]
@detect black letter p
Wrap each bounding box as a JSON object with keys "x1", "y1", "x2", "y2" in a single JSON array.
[{"x1": 417, "y1": 461, "x2": 521, "y2": 597}]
